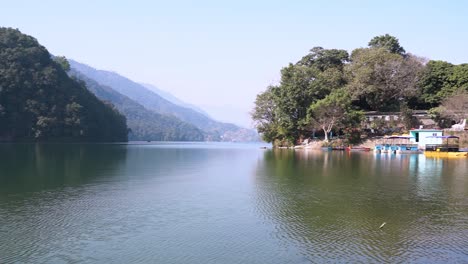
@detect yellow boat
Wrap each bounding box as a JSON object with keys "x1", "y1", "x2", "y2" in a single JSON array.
[
  {"x1": 424, "y1": 135, "x2": 468, "y2": 158},
  {"x1": 424, "y1": 151, "x2": 468, "y2": 158}
]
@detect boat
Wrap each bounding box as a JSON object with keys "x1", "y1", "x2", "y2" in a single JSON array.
[
  {"x1": 424, "y1": 135, "x2": 468, "y2": 158},
  {"x1": 375, "y1": 135, "x2": 421, "y2": 154},
  {"x1": 332, "y1": 146, "x2": 346, "y2": 151},
  {"x1": 391, "y1": 136, "x2": 421, "y2": 154},
  {"x1": 374, "y1": 136, "x2": 391, "y2": 153},
  {"x1": 374, "y1": 143, "x2": 391, "y2": 153},
  {"x1": 346, "y1": 146, "x2": 371, "y2": 152}
]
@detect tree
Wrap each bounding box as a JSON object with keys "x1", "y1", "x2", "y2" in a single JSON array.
[
  {"x1": 308, "y1": 89, "x2": 363, "y2": 141},
  {"x1": 418, "y1": 60, "x2": 454, "y2": 106},
  {"x1": 418, "y1": 61, "x2": 468, "y2": 107},
  {"x1": 399, "y1": 101, "x2": 419, "y2": 131},
  {"x1": 252, "y1": 47, "x2": 349, "y2": 145},
  {"x1": 251, "y1": 86, "x2": 280, "y2": 142},
  {"x1": 437, "y1": 89, "x2": 468, "y2": 122},
  {"x1": 53, "y1": 56, "x2": 71, "y2": 72},
  {"x1": 368, "y1": 34, "x2": 406, "y2": 55},
  {"x1": 449, "y1": 64, "x2": 468, "y2": 92},
  {"x1": 298, "y1": 47, "x2": 349, "y2": 71},
  {"x1": 346, "y1": 48, "x2": 424, "y2": 111},
  {"x1": 0, "y1": 27, "x2": 128, "y2": 142}
]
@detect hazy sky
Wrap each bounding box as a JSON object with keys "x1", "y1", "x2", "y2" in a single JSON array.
[{"x1": 2, "y1": 0, "x2": 468, "y2": 127}]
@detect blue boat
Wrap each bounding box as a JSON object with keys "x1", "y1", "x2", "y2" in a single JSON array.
[{"x1": 375, "y1": 136, "x2": 421, "y2": 154}]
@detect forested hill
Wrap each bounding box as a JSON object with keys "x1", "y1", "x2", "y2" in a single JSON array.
[
  {"x1": 0, "y1": 28, "x2": 128, "y2": 142},
  {"x1": 252, "y1": 34, "x2": 468, "y2": 146},
  {"x1": 70, "y1": 70, "x2": 205, "y2": 141},
  {"x1": 69, "y1": 60, "x2": 260, "y2": 142}
]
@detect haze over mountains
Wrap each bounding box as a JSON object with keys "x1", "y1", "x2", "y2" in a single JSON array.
[
  {"x1": 140, "y1": 83, "x2": 212, "y2": 118},
  {"x1": 70, "y1": 70, "x2": 205, "y2": 141},
  {"x1": 69, "y1": 60, "x2": 260, "y2": 142}
]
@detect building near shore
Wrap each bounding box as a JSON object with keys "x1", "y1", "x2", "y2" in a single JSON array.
[{"x1": 409, "y1": 129, "x2": 443, "y2": 149}]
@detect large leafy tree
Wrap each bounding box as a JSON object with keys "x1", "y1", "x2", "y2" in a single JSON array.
[
  {"x1": 308, "y1": 89, "x2": 363, "y2": 141},
  {"x1": 418, "y1": 60, "x2": 454, "y2": 106},
  {"x1": 252, "y1": 47, "x2": 349, "y2": 144},
  {"x1": 418, "y1": 61, "x2": 468, "y2": 106},
  {"x1": 346, "y1": 47, "x2": 424, "y2": 111},
  {"x1": 368, "y1": 34, "x2": 406, "y2": 55},
  {"x1": 251, "y1": 86, "x2": 280, "y2": 142}
]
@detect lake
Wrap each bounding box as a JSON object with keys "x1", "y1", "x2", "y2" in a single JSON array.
[{"x1": 0, "y1": 143, "x2": 467, "y2": 263}]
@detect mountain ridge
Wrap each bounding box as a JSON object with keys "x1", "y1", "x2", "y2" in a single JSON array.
[
  {"x1": 69, "y1": 60, "x2": 260, "y2": 142},
  {"x1": 140, "y1": 83, "x2": 212, "y2": 119},
  {"x1": 69, "y1": 69, "x2": 205, "y2": 141}
]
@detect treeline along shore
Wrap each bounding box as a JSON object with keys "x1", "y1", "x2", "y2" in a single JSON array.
[{"x1": 251, "y1": 34, "x2": 468, "y2": 147}]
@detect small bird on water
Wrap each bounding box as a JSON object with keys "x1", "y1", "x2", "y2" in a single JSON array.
[{"x1": 379, "y1": 222, "x2": 386, "y2": 229}]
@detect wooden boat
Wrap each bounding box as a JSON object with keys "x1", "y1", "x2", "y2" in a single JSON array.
[
  {"x1": 424, "y1": 135, "x2": 468, "y2": 158},
  {"x1": 346, "y1": 146, "x2": 371, "y2": 152}
]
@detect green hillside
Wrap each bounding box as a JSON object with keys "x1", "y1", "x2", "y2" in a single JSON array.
[
  {"x1": 70, "y1": 70, "x2": 205, "y2": 141},
  {"x1": 0, "y1": 28, "x2": 128, "y2": 142}
]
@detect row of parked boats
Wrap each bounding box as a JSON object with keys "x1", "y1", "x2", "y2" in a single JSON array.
[{"x1": 322, "y1": 135, "x2": 468, "y2": 158}]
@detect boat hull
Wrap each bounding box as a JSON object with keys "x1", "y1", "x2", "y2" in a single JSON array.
[
  {"x1": 424, "y1": 151, "x2": 468, "y2": 158},
  {"x1": 396, "y1": 150, "x2": 422, "y2": 154},
  {"x1": 346, "y1": 147, "x2": 371, "y2": 152}
]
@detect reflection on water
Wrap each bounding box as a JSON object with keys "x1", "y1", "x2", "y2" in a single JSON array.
[
  {"x1": 0, "y1": 144, "x2": 128, "y2": 195},
  {"x1": 255, "y1": 150, "x2": 468, "y2": 263},
  {"x1": 0, "y1": 144, "x2": 467, "y2": 263}
]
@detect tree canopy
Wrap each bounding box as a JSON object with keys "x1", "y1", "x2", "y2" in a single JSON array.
[
  {"x1": 368, "y1": 34, "x2": 406, "y2": 55},
  {"x1": 0, "y1": 27, "x2": 128, "y2": 142},
  {"x1": 251, "y1": 47, "x2": 349, "y2": 145},
  {"x1": 308, "y1": 89, "x2": 363, "y2": 141},
  {"x1": 252, "y1": 34, "x2": 468, "y2": 146},
  {"x1": 346, "y1": 48, "x2": 424, "y2": 111}
]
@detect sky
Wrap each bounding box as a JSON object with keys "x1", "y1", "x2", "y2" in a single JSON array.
[{"x1": 2, "y1": 0, "x2": 468, "y2": 127}]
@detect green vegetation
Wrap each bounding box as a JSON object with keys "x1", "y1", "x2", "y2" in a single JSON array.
[
  {"x1": 70, "y1": 60, "x2": 260, "y2": 142},
  {"x1": 70, "y1": 70, "x2": 205, "y2": 141},
  {"x1": 252, "y1": 34, "x2": 468, "y2": 146},
  {"x1": 0, "y1": 28, "x2": 128, "y2": 142}
]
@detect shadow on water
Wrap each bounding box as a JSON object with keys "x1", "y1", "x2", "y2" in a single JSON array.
[
  {"x1": 0, "y1": 143, "x2": 225, "y2": 200},
  {"x1": 0, "y1": 143, "x2": 128, "y2": 196},
  {"x1": 254, "y1": 149, "x2": 468, "y2": 263}
]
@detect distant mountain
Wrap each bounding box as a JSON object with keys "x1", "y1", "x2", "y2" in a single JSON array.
[
  {"x1": 140, "y1": 83, "x2": 212, "y2": 118},
  {"x1": 70, "y1": 70, "x2": 205, "y2": 141},
  {"x1": 69, "y1": 60, "x2": 260, "y2": 142},
  {"x1": 0, "y1": 28, "x2": 127, "y2": 142}
]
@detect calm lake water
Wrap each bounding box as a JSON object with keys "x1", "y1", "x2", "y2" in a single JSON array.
[{"x1": 0, "y1": 143, "x2": 467, "y2": 263}]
